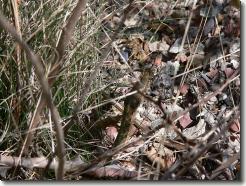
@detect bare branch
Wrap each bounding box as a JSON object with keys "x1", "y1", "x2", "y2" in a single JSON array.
[{"x1": 0, "y1": 155, "x2": 137, "y2": 179}]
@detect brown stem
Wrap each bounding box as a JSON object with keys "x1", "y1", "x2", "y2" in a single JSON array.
[{"x1": 11, "y1": 0, "x2": 22, "y2": 125}]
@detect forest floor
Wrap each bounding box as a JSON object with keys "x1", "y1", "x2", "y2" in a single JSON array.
[{"x1": 0, "y1": 0, "x2": 240, "y2": 180}]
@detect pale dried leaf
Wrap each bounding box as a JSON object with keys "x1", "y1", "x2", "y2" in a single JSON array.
[
  {"x1": 145, "y1": 142, "x2": 176, "y2": 170},
  {"x1": 169, "y1": 38, "x2": 182, "y2": 53},
  {"x1": 182, "y1": 119, "x2": 206, "y2": 139},
  {"x1": 124, "y1": 16, "x2": 140, "y2": 27},
  {"x1": 106, "y1": 126, "x2": 118, "y2": 141},
  {"x1": 175, "y1": 53, "x2": 188, "y2": 63},
  {"x1": 227, "y1": 133, "x2": 240, "y2": 154},
  {"x1": 148, "y1": 40, "x2": 169, "y2": 55},
  {"x1": 165, "y1": 61, "x2": 180, "y2": 76},
  {"x1": 204, "y1": 111, "x2": 216, "y2": 126},
  {"x1": 230, "y1": 59, "x2": 239, "y2": 69},
  {"x1": 162, "y1": 103, "x2": 184, "y2": 118}
]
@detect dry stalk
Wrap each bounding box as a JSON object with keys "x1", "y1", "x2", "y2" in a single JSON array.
[{"x1": 10, "y1": 0, "x2": 22, "y2": 125}]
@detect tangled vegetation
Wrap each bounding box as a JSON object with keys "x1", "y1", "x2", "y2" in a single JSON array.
[{"x1": 0, "y1": 0, "x2": 240, "y2": 180}]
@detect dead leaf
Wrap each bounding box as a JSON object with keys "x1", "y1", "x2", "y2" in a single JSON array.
[
  {"x1": 105, "y1": 126, "x2": 118, "y2": 141},
  {"x1": 197, "y1": 78, "x2": 208, "y2": 93},
  {"x1": 162, "y1": 103, "x2": 184, "y2": 120},
  {"x1": 128, "y1": 38, "x2": 148, "y2": 62},
  {"x1": 229, "y1": 40, "x2": 240, "y2": 61},
  {"x1": 178, "y1": 112, "x2": 193, "y2": 128},
  {"x1": 204, "y1": 110, "x2": 216, "y2": 126},
  {"x1": 235, "y1": 77, "x2": 240, "y2": 86},
  {"x1": 148, "y1": 40, "x2": 169, "y2": 55},
  {"x1": 165, "y1": 61, "x2": 180, "y2": 76},
  {"x1": 224, "y1": 17, "x2": 240, "y2": 37},
  {"x1": 154, "y1": 55, "x2": 162, "y2": 66},
  {"x1": 175, "y1": 52, "x2": 188, "y2": 63},
  {"x1": 179, "y1": 84, "x2": 189, "y2": 95},
  {"x1": 187, "y1": 53, "x2": 205, "y2": 67},
  {"x1": 124, "y1": 9, "x2": 141, "y2": 27},
  {"x1": 229, "y1": 119, "x2": 240, "y2": 133},
  {"x1": 145, "y1": 142, "x2": 176, "y2": 170},
  {"x1": 121, "y1": 160, "x2": 136, "y2": 171},
  {"x1": 143, "y1": 42, "x2": 150, "y2": 54},
  {"x1": 224, "y1": 67, "x2": 234, "y2": 78},
  {"x1": 213, "y1": 25, "x2": 222, "y2": 36},
  {"x1": 231, "y1": 59, "x2": 239, "y2": 69},
  {"x1": 227, "y1": 132, "x2": 240, "y2": 153},
  {"x1": 148, "y1": 41, "x2": 159, "y2": 52}
]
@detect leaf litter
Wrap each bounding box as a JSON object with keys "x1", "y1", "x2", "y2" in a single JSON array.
[
  {"x1": 8, "y1": 0, "x2": 242, "y2": 180},
  {"x1": 95, "y1": 0, "x2": 241, "y2": 180}
]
